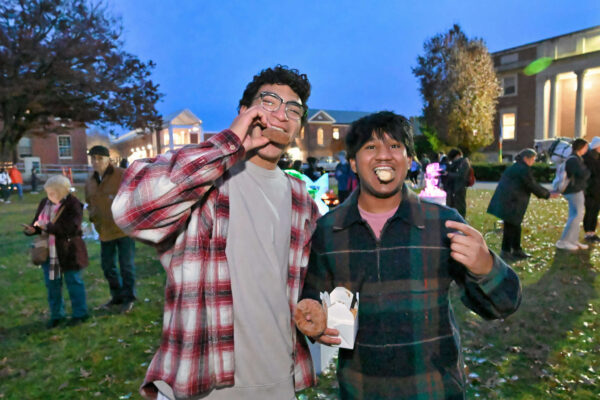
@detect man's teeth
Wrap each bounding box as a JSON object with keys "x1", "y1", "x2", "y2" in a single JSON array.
[
  {"x1": 269, "y1": 126, "x2": 285, "y2": 132},
  {"x1": 374, "y1": 167, "x2": 395, "y2": 182}
]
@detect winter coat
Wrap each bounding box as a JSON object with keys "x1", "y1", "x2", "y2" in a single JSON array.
[
  {"x1": 28, "y1": 194, "x2": 88, "y2": 271},
  {"x1": 583, "y1": 149, "x2": 600, "y2": 202},
  {"x1": 487, "y1": 159, "x2": 551, "y2": 225},
  {"x1": 563, "y1": 154, "x2": 590, "y2": 194},
  {"x1": 85, "y1": 165, "x2": 127, "y2": 241}
]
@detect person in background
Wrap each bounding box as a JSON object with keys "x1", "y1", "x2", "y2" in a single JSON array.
[
  {"x1": 335, "y1": 150, "x2": 356, "y2": 203},
  {"x1": 119, "y1": 157, "x2": 129, "y2": 169},
  {"x1": 445, "y1": 148, "x2": 470, "y2": 218},
  {"x1": 0, "y1": 168, "x2": 12, "y2": 203},
  {"x1": 305, "y1": 156, "x2": 322, "y2": 181},
  {"x1": 583, "y1": 136, "x2": 600, "y2": 243},
  {"x1": 298, "y1": 111, "x2": 521, "y2": 399},
  {"x1": 8, "y1": 165, "x2": 24, "y2": 201},
  {"x1": 111, "y1": 65, "x2": 319, "y2": 400},
  {"x1": 487, "y1": 148, "x2": 558, "y2": 261},
  {"x1": 408, "y1": 158, "x2": 421, "y2": 186},
  {"x1": 291, "y1": 159, "x2": 303, "y2": 172},
  {"x1": 85, "y1": 145, "x2": 136, "y2": 314},
  {"x1": 556, "y1": 138, "x2": 590, "y2": 251},
  {"x1": 23, "y1": 175, "x2": 89, "y2": 328},
  {"x1": 31, "y1": 167, "x2": 40, "y2": 193}
]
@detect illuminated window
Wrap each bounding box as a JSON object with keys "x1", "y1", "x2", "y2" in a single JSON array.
[
  {"x1": 332, "y1": 128, "x2": 340, "y2": 140},
  {"x1": 501, "y1": 75, "x2": 517, "y2": 96},
  {"x1": 317, "y1": 128, "x2": 324, "y2": 146},
  {"x1": 58, "y1": 135, "x2": 72, "y2": 158},
  {"x1": 501, "y1": 112, "x2": 516, "y2": 140}
]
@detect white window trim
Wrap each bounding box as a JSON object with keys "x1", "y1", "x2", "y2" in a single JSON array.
[
  {"x1": 501, "y1": 74, "x2": 518, "y2": 97},
  {"x1": 57, "y1": 135, "x2": 73, "y2": 159},
  {"x1": 500, "y1": 108, "x2": 517, "y2": 141}
]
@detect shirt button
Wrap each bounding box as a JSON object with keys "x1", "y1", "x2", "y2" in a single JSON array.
[{"x1": 229, "y1": 145, "x2": 236, "y2": 151}]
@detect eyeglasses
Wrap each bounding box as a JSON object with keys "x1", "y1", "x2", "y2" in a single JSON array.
[{"x1": 256, "y1": 91, "x2": 306, "y2": 121}]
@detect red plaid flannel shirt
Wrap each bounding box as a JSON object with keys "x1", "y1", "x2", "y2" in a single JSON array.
[{"x1": 112, "y1": 130, "x2": 319, "y2": 399}]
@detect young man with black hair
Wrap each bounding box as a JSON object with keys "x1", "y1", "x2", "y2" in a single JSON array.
[
  {"x1": 112, "y1": 65, "x2": 319, "y2": 399},
  {"x1": 298, "y1": 111, "x2": 521, "y2": 399}
]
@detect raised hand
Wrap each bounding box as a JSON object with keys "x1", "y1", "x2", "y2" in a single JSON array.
[
  {"x1": 445, "y1": 220, "x2": 493, "y2": 276},
  {"x1": 229, "y1": 106, "x2": 270, "y2": 151}
]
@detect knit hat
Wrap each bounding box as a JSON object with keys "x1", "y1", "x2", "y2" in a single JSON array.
[
  {"x1": 88, "y1": 145, "x2": 110, "y2": 157},
  {"x1": 589, "y1": 136, "x2": 600, "y2": 150}
]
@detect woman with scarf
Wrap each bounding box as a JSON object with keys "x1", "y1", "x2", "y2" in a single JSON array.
[{"x1": 23, "y1": 175, "x2": 89, "y2": 328}]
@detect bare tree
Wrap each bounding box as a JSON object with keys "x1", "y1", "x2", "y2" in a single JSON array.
[{"x1": 0, "y1": 0, "x2": 163, "y2": 160}]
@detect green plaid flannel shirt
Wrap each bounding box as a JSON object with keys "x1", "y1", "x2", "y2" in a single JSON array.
[{"x1": 301, "y1": 186, "x2": 522, "y2": 399}]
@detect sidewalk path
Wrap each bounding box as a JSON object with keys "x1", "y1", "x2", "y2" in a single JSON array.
[{"x1": 472, "y1": 181, "x2": 553, "y2": 190}]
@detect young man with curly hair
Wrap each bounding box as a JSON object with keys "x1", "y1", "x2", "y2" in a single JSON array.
[{"x1": 113, "y1": 66, "x2": 319, "y2": 399}]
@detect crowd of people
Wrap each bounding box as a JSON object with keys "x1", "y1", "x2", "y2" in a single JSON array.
[{"x1": 14, "y1": 64, "x2": 599, "y2": 399}]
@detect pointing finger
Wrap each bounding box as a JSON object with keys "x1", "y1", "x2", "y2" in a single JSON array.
[{"x1": 445, "y1": 220, "x2": 477, "y2": 237}]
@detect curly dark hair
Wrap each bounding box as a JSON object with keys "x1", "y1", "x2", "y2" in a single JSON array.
[
  {"x1": 345, "y1": 111, "x2": 415, "y2": 160},
  {"x1": 238, "y1": 65, "x2": 311, "y2": 123}
]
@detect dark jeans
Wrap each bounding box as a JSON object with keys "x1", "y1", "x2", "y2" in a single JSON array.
[
  {"x1": 100, "y1": 236, "x2": 136, "y2": 302},
  {"x1": 583, "y1": 196, "x2": 600, "y2": 233},
  {"x1": 447, "y1": 188, "x2": 467, "y2": 218},
  {"x1": 502, "y1": 222, "x2": 522, "y2": 252},
  {"x1": 42, "y1": 261, "x2": 88, "y2": 320},
  {"x1": 0, "y1": 184, "x2": 9, "y2": 201}
]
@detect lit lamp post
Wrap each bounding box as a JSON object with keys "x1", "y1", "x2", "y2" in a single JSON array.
[{"x1": 498, "y1": 126, "x2": 503, "y2": 163}]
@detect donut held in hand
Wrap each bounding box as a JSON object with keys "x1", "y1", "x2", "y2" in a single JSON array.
[
  {"x1": 261, "y1": 127, "x2": 290, "y2": 145},
  {"x1": 294, "y1": 298, "x2": 327, "y2": 338}
]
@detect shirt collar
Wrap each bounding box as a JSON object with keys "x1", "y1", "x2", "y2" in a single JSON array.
[
  {"x1": 93, "y1": 164, "x2": 114, "y2": 183},
  {"x1": 332, "y1": 184, "x2": 425, "y2": 231}
]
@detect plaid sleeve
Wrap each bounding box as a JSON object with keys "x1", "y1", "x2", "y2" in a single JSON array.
[
  {"x1": 458, "y1": 251, "x2": 522, "y2": 320},
  {"x1": 111, "y1": 130, "x2": 244, "y2": 244}
]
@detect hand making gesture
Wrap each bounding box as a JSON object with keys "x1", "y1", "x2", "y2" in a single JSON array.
[
  {"x1": 445, "y1": 220, "x2": 493, "y2": 276},
  {"x1": 229, "y1": 105, "x2": 271, "y2": 152}
]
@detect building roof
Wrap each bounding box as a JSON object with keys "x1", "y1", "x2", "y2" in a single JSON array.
[
  {"x1": 111, "y1": 108, "x2": 202, "y2": 144},
  {"x1": 492, "y1": 25, "x2": 600, "y2": 56},
  {"x1": 307, "y1": 109, "x2": 371, "y2": 124}
]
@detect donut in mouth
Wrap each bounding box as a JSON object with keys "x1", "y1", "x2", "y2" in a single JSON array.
[
  {"x1": 261, "y1": 127, "x2": 290, "y2": 145},
  {"x1": 374, "y1": 167, "x2": 395, "y2": 183}
]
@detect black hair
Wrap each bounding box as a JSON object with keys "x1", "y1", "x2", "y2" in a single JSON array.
[
  {"x1": 238, "y1": 65, "x2": 311, "y2": 124},
  {"x1": 447, "y1": 148, "x2": 463, "y2": 160},
  {"x1": 345, "y1": 111, "x2": 415, "y2": 160},
  {"x1": 516, "y1": 148, "x2": 537, "y2": 162},
  {"x1": 572, "y1": 138, "x2": 588, "y2": 153}
]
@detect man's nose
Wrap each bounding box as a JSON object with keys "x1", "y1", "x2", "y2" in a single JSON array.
[
  {"x1": 272, "y1": 104, "x2": 288, "y2": 121},
  {"x1": 376, "y1": 145, "x2": 393, "y2": 159}
]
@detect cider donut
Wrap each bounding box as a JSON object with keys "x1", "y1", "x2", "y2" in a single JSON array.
[
  {"x1": 294, "y1": 299, "x2": 327, "y2": 338},
  {"x1": 262, "y1": 127, "x2": 290, "y2": 145},
  {"x1": 375, "y1": 168, "x2": 395, "y2": 183}
]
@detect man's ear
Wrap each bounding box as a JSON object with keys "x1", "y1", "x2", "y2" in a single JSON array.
[{"x1": 349, "y1": 158, "x2": 357, "y2": 174}]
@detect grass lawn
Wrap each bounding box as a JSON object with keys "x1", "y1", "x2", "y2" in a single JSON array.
[{"x1": 1, "y1": 187, "x2": 599, "y2": 399}]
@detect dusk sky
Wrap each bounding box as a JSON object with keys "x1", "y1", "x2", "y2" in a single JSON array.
[{"x1": 107, "y1": 0, "x2": 599, "y2": 134}]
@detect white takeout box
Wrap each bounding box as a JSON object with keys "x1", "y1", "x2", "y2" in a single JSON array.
[{"x1": 320, "y1": 287, "x2": 359, "y2": 349}]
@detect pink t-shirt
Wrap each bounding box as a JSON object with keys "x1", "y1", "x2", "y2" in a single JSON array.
[{"x1": 358, "y1": 205, "x2": 399, "y2": 239}]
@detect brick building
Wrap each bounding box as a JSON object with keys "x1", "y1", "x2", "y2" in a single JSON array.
[
  {"x1": 294, "y1": 109, "x2": 371, "y2": 161},
  {"x1": 491, "y1": 25, "x2": 600, "y2": 160}
]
